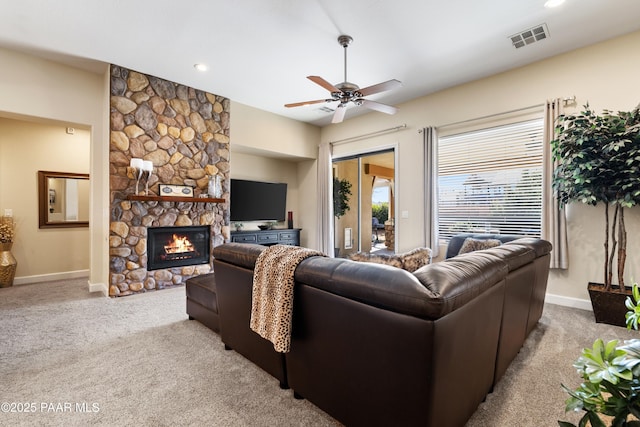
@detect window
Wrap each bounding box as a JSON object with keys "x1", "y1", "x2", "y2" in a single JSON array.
[{"x1": 438, "y1": 118, "x2": 543, "y2": 241}]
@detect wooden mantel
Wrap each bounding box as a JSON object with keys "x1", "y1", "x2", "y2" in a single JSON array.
[{"x1": 127, "y1": 195, "x2": 225, "y2": 203}]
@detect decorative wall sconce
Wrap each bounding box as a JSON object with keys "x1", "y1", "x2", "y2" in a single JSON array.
[{"x1": 130, "y1": 158, "x2": 153, "y2": 195}]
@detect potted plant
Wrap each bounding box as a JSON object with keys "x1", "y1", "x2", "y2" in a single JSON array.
[
  {"x1": 551, "y1": 104, "x2": 640, "y2": 326},
  {"x1": 559, "y1": 284, "x2": 640, "y2": 426},
  {"x1": 333, "y1": 177, "x2": 352, "y2": 257}
]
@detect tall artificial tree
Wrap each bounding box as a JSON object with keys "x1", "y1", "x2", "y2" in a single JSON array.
[{"x1": 552, "y1": 105, "x2": 640, "y2": 291}]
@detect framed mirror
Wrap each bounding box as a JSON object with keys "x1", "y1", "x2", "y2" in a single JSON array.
[{"x1": 38, "y1": 171, "x2": 90, "y2": 228}]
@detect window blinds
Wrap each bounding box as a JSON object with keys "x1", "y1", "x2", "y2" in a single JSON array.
[{"x1": 438, "y1": 118, "x2": 543, "y2": 240}]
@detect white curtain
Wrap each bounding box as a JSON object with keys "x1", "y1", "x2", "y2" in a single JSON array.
[
  {"x1": 542, "y1": 99, "x2": 569, "y2": 269},
  {"x1": 423, "y1": 127, "x2": 439, "y2": 257},
  {"x1": 317, "y1": 142, "x2": 334, "y2": 256}
]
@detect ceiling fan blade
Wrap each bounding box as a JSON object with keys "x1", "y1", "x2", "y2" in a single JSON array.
[
  {"x1": 332, "y1": 104, "x2": 347, "y2": 123},
  {"x1": 308, "y1": 76, "x2": 341, "y2": 93},
  {"x1": 357, "y1": 79, "x2": 402, "y2": 97},
  {"x1": 284, "y1": 99, "x2": 330, "y2": 108},
  {"x1": 360, "y1": 99, "x2": 398, "y2": 115}
]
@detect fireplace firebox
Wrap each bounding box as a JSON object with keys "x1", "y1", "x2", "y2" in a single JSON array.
[{"x1": 147, "y1": 226, "x2": 210, "y2": 271}]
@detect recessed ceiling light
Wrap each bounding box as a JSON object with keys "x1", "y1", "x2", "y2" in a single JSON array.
[
  {"x1": 544, "y1": 0, "x2": 565, "y2": 8},
  {"x1": 193, "y1": 63, "x2": 208, "y2": 72}
]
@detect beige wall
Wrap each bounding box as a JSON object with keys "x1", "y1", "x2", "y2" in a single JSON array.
[
  {"x1": 228, "y1": 151, "x2": 299, "y2": 228},
  {"x1": 229, "y1": 101, "x2": 319, "y2": 246},
  {"x1": 0, "y1": 118, "x2": 90, "y2": 280},
  {"x1": 317, "y1": 30, "x2": 640, "y2": 305},
  {"x1": 0, "y1": 47, "x2": 109, "y2": 292},
  {"x1": 230, "y1": 101, "x2": 319, "y2": 159}
]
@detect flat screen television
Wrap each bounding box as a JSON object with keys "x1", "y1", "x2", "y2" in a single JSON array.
[{"x1": 230, "y1": 179, "x2": 287, "y2": 222}]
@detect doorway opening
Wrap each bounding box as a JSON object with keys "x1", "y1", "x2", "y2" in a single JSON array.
[{"x1": 333, "y1": 149, "x2": 395, "y2": 258}]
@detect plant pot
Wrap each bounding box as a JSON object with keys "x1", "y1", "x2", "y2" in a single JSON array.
[{"x1": 588, "y1": 282, "x2": 632, "y2": 327}]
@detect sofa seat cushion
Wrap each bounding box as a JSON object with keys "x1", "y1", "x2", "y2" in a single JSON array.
[{"x1": 186, "y1": 273, "x2": 218, "y2": 313}]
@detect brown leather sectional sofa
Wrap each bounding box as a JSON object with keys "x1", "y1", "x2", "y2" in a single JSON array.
[{"x1": 211, "y1": 236, "x2": 552, "y2": 427}]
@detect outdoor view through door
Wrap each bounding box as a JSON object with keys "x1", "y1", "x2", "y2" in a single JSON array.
[{"x1": 333, "y1": 150, "x2": 395, "y2": 258}]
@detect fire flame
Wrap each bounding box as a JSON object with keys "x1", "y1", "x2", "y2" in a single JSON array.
[{"x1": 164, "y1": 234, "x2": 195, "y2": 255}]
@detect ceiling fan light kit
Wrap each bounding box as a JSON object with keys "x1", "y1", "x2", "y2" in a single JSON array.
[{"x1": 285, "y1": 35, "x2": 402, "y2": 123}]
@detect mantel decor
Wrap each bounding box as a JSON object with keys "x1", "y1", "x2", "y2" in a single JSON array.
[
  {"x1": 159, "y1": 184, "x2": 194, "y2": 198},
  {"x1": 126, "y1": 195, "x2": 224, "y2": 203}
]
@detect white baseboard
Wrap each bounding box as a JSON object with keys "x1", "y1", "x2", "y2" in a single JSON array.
[
  {"x1": 13, "y1": 270, "x2": 90, "y2": 285},
  {"x1": 88, "y1": 280, "x2": 108, "y2": 296},
  {"x1": 545, "y1": 292, "x2": 593, "y2": 312}
]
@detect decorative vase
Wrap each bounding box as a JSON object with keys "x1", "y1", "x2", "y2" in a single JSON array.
[
  {"x1": 288, "y1": 211, "x2": 293, "y2": 229},
  {"x1": 0, "y1": 242, "x2": 17, "y2": 288},
  {"x1": 208, "y1": 175, "x2": 223, "y2": 198}
]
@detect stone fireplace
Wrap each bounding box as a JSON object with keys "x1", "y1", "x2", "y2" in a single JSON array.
[{"x1": 108, "y1": 65, "x2": 230, "y2": 297}]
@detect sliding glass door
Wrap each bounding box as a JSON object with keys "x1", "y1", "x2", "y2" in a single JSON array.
[{"x1": 333, "y1": 149, "x2": 395, "y2": 258}]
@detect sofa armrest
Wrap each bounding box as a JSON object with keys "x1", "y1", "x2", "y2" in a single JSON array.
[
  {"x1": 296, "y1": 253, "x2": 508, "y2": 320},
  {"x1": 504, "y1": 237, "x2": 552, "y2": 258},
  {"x1": 212, "y1": 242, "x2": 267, "y2": 269},
  {"x1": 294, "y1": 257, "x2": 434, "y2": 319}
]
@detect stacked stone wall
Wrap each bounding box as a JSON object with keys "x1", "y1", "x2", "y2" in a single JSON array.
[{"x1": 109, "y1": 65, "x2": 229, "y2": 297}]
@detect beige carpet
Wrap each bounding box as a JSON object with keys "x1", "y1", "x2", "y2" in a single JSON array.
[{"x1": 0, "y1": 278, "x2": 637, "y2": 426}]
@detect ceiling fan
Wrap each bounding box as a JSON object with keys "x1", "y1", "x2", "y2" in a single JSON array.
[{"x1": 285, "y1": 35, "x2": 402, "y2": 124}]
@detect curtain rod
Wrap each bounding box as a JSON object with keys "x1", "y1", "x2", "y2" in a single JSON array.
[
  {"x1": 330, "y1": 124, "x2": 407, "y2": 145},
  {"x1": 421, "y1": 97, "x2": 577, "y2": 132},
  {"x1": 425, "y1": 104, "x2": 545, "y2": 132}
]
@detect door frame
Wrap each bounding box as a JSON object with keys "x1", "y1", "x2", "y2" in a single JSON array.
[{"x1": 332, "y1": 143, "x2": 398, "y2": 254}]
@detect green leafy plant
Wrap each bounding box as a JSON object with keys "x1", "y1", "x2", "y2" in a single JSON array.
[
  {"x1": 626, "y1": 283, "x2": 640, "y2": 331},
  {"x1": 551, "y1": 105, "x2": 640, "y2": 291},
  {"x1": 372, "y1": 202, "x2": 388, "y2": 224},
  {"x1": 559, "y1": 282, "x2": 640, "y2": 426},
  {"x1": 333, "y1": 177, "x2": 352, "y2": 219}
]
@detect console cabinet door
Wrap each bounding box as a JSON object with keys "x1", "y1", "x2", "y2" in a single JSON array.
[
  {"x1": 278, "y1": 231, "x2": 299, "y2": 245},
  {"x1": 231, "y1": 229, "x2": 300, "y2": 246}
]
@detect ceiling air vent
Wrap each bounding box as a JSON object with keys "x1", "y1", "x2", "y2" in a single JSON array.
[{"x1": 509, "y1": 24, "x2": 549, "y2": 49}]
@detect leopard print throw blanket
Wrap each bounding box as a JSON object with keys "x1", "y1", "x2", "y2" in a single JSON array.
[{"x1": 250, "y1": 244, "x2": 324, "y2": 353}]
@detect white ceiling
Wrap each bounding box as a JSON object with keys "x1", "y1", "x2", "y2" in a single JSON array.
[{"x1": 2, "y1": 0, "x2": 640, "y2": 127}]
